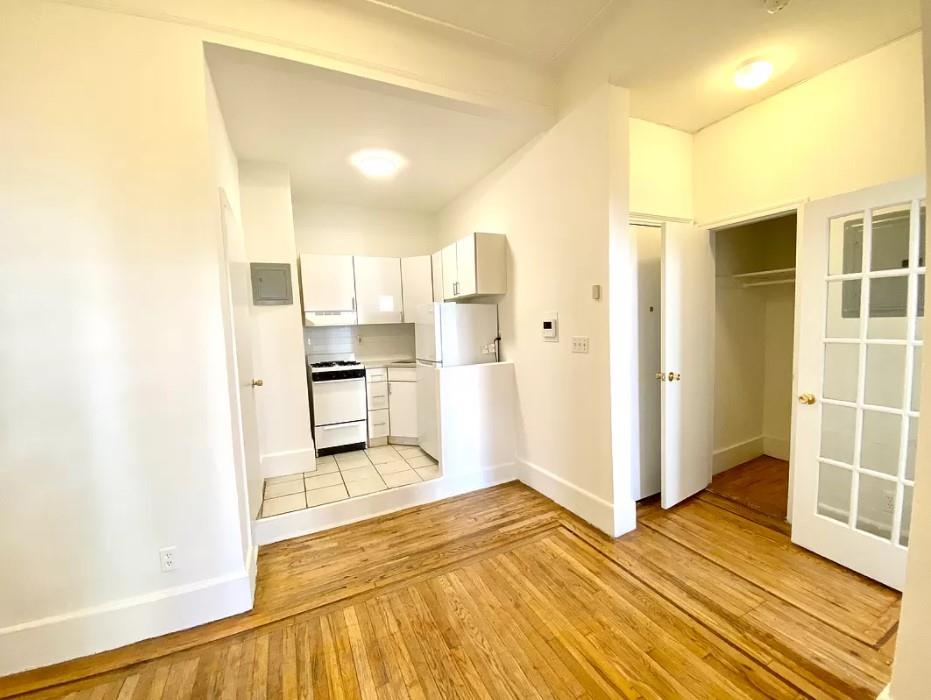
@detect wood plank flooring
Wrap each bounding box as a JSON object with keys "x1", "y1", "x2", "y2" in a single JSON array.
[
  {"x1": 708, "y1": 456, "x2": 790, "y2": 520},
  {"x1": 1, "y1": 482, "x2": 899, "y2": 699}
]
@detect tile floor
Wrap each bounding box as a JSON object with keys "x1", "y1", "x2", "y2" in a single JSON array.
[{"x1": 259, "y1": 445, "x2": 441, "y2": 518}]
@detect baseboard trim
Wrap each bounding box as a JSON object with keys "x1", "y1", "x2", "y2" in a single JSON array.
[
  {"x1": 261, "y1": 447, "x2": 315, "y2": 479},
  {"x1": 0, "y1": 567, "x2": 254, "y2": 677},
  {"x1": 517, "y1": 460, "x2": 616, "y2": 537},
  {"x1": 713, "y1": 436, "x2": 764, "y2": 474},
  {"x1": 254, "y1": 463, "x2": 518, "y2": 545},
  {"x1": 763, "y1": 436, "x2": 790, "y2": 460},
  {"x1": 877, "y1": 683, "x2": 893, "y2": 700}
]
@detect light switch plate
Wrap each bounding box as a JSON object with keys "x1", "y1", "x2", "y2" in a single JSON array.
[{"x1": 571, "y1": 336, "x2": 590, "y2": 353}]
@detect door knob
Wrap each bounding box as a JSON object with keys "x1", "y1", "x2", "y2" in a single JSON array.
[
  {"x1": 798, "y1": 393, "x2": 816, "y2": 405},
  {"x1": 252, "y1": 379, "x2": 264, "y2": 387},
  {"x1": 655, "y1": 372, "x2": 666, "y2": 381},
  {"x1": 668, "y1": 372, "x2": 681, "y2": 382}
]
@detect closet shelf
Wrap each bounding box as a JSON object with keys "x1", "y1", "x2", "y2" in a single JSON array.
[{"x1": 731, "y1": 267, "x2": 796, "y2": 288}]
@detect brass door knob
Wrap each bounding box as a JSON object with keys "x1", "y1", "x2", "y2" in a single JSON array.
[
  {"x1": 798, "y1": 393, "x2": 816, "y2": 405},
  {"x1": 655, "y1": 372, "x2": 666, "y2": 381},
  {"x1": 252, "y1": 379, "x2": 264, "y2": 387},
  {"x1": 668, "y1": 372, "x2": 681, "y2": 382}
]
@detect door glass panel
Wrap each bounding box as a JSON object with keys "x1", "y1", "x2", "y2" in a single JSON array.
[
  {"x1": 864, "y1": 344, "x2": 905, "y2": 408},
  {"x1": 918, "y1": 205, "x2": 926, "y2": 268},
  {"x1": 829, "y1": 212, "x2": 864, "y2": 275},
  {"x1": 912, "y1": 345, "x2": 922, "y2": 412},
  {"x1": 817, "y1": 462, "x2": 852, "y2": 523},
  {"x1": 826, "y1": 279, "x2": 861, "y2": 338},
  {"x1": 871, "y1": 205, "x2": 911, "y2": 272},
  {"x1": 820, "y1": 404, "x2": 857, "y2": 464},
  {"x1": 856, "y1": 474, "x2": 896, "y2": 539},
  {"x1": 860, "y1": 410, "x2": 901, "y2": 475},
  {"x1": 905, "y1": 417, "x2": 918, "y2": 481},
  {"x1": 823, "y1": 344, "x2": 859, "y2": 401},
  {"x1": 901, "y1": 484, "x2": 914, "y2": 546},
  {"x1": 916, "y1": 274, "x2": 925, "y2": 340},
  {"x1": 867, "y1": 276, "x2": 909, "y2": 339}
]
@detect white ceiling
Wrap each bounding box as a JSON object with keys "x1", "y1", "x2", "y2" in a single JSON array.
[
  {"x1": 335, "y1": 0, "x2": 921, "y2": 133},
  {"x1": 205, "y1": 44, "x2": 548, "y2": 211}
]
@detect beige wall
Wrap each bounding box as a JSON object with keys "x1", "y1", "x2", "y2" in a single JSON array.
[
  {"x1": 629, "y1": 118, "x2": 693, "y2": 220},
  {"x1": 694, "y1": 33, "x2": 925, "y2": 224},
  {"x1": 888, "y1": 11, "x2": 931, "y2": 700}
]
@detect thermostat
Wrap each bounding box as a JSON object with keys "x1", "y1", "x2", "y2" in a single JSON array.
[{"x1": 542, "y1": 311, "x2": 558, "y2": 342}]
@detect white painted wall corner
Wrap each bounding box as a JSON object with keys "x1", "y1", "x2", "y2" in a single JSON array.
[
  {"x1": 713, "y1": 436, "x2": 764, "y2": 474},
  {"x1": 518, "y1": 459, "x2": 617, "y2": 536}
]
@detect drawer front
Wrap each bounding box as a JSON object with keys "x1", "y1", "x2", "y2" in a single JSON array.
[
  {"x1": 368, "y1": 409, "x2": 389, "y2": 439},
  {"x1": 366, "y1": 367, "x2": 387, "y2": 383},
  {"x1": 367, "y1": 381, "x2": 388, "y2": 401},
  {"x1": 387, "y1": 367, "x2": 417, "y2": 382},
  {"x1": 315, "y1": 420, "x2": 367, "y2": 449},
  {"x1": 368, "y1": 393, "x2": 389, "y2": 411}
]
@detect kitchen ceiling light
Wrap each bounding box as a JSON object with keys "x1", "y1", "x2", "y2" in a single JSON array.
[
  {"x1": 734, "y1": 59, "x2": 773, "y2": 90},
  {"x1": 350, "y1": 148, "x2": 407, "y2": 179}
]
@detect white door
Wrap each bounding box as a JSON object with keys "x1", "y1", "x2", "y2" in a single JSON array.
[
  {"x1": 354, "y1": 256, "x2": 403, "y2": 324},
  {"x1": 389, "y1": 381, "x2": 418, "y2": 438},
  {"x1": 456, "y1": 234, "x2": 477, "y2": 296},
  {"x1": 792, "y1": 177, "x2": 925, "y2": 590},
  {"x1": 661, "y1": 222, "x2": 715, "y2": 508},
  {"x1": 219, "y1": 191, "x2": 263, "y2": 521},
  {"x1": 300, "y1": 253, "x2": 355, "y2": 312},
  {"x1": 401, "y1": 255, "x2": 433, "y2": 322},
  {"x1": 441, "y1": 243, "x2": 458, "y2": 300}
]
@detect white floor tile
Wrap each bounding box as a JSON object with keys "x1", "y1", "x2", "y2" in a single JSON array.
[
  {"x1": 261, "y1": 492, "x2": 306, "y2": 517},
  {"x1": 341, "y1": 465, "x2": 379, "y2": 483},
  {"x1": 414, "y1": 464, "x2": 441, "y2": 481},
  {"x1": 306, "y1": 484, "x2": 349, "y2": 507},
  {"x1": 315, "y1": 455, "x2": 337, "y2": 467},
  {"x1": 406, "y1": 454, "x2": 437, "y2": 468},
  {"x1": 305, "y1": 461, "x2": 339, "y2": 476},
  {"x1": 396, "y1": 446, "x2": 425, "y2": 458},
  {"x1": 264, "y1": 479, "x2": 305, "y2": 499},
  {"x1": 346, "y1": 475, "x2": 387, "y2": 497},
  {"x1": 375, "y1": 460, "x2": 411, "y2": 475},
  {"x1": 304, "y1": 472, "x2": 343, "y2": 490},
  {"x1": 265, "y1": 472, "x2": 304, "y2": 486},
  {"x1": 365, "y1": 446, "x2": 401, "y2": 464},
  {"x1": 382, "y1": 469, "x2": 421, "y2": 488},
  {"x1": 335, "y1": 451, "x2": 371, "y2": 469}
]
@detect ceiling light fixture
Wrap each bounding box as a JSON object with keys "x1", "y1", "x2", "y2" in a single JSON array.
[
  {"x1": 734, "y1": 58, "x2": 773, "y2": 90},
  {"x1": 349, "y1": 148, "x2": 407, "y2": 179}
]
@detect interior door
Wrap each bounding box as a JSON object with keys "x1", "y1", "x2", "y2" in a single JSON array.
[
  {"x1": 792, "y1": 177, "x2": 925, "y2": 590},
  {"x1": 219, "y1": 190, "x2": 263, "y2": 521},
  {"x1": 661, "y1": 222, "x2": 715, "y2": 508}
]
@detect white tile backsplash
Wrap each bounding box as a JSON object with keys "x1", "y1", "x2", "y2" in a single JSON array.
[{"x1": 305, "y1": 323, "x2": 415, "y2": 364}]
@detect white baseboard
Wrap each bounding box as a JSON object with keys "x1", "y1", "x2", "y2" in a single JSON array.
[
  {"x1": 261, "y1": 447, "x2": 315, "y2": 479},
  {"x1": 517, "y1": 460, "x2": 617, "y2": 537},
  {"x1": 0, "y1": 567, "x2": 254, "y2": 677},
  {"x1": 877, "y1": 683, "x2": 893, "y2": 700},
  {"x1": 254, "y1": 463, "x2": 518, "y2": 545},
  {"x1": 246, "y1": 544, "x2": 259, "y2": 597},
  {"x1": 713, "y1": 436, "x2": 764, "y2": 474},
  {"x1": 763, "y1": 436, "x2": 790, "y2": 460}
]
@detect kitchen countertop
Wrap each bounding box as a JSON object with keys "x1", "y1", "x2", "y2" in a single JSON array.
[{"x1": 360, "y1": 357, "x2": 417, "y2": 369}]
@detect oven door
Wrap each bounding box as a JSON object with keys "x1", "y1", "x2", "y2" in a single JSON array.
[{"x1": 312, "y1": 377, "x2": 367, "y2": 426}]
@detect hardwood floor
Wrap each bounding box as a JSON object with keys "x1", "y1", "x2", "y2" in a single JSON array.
[
  {"x1": 708, "y1": 455, "x2": 790, "y2": 520},
  {"x1": 2, "y1": 482, "x2": 898, "y2": 699}
]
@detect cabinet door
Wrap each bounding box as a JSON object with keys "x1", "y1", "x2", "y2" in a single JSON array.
[
  {"x1": 300, "y1": 254, "x2": 355, "y2": 311},
  {"x1": 388, "y1": 381, "x2": 418, "y2": 438},
  {"x1": 431, "y1": 252, "x2": 443, "y2": 302},
  {"x1": 354, "y1": 256, "x2": 403, "y2": 324},
  {"x1": 401, "y1": 255, "x2": 433, "y2": 322},
  {"x1": 441, "y1": 244, "x2": 458, "y2": 300},
  {"x1": 456, "y1": 234, "x2": 476, "y2": 296}
]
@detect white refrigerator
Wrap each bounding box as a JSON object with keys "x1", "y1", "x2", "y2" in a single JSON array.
[{"x1": 415, "y1": 302, "x2": 499, "y2": 459}]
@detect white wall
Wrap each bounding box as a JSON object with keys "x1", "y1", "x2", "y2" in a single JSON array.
[
  {"x1": 888, "y1": 12, "x2": 931, "y2": 700},
  {"x1": 239, "y1": 162, "x2": 316, "y2": 478},
  {"x1": 438, "y1": 86, "x2": 635, "y2": 535},
  {"x1": 694, "y1": 33, "x2": 925, "y2": 224},
  {"x1": 293, "y1": 200, "x2": 436, "y2": 258},
  {"x1": 0, "y1": 2, "x2": 252, "y2": 674},
  {"x1": 629, "y1": 118, "x2": 693, "y2": 220}
]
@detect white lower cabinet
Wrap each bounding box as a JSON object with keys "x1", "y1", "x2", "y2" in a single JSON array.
[
  {"x1": 388, "y1": 379, "x2": 417, "y2": 439},
  {"x1": 368, "y1": 409, "x2": 389, "y2": 439}
]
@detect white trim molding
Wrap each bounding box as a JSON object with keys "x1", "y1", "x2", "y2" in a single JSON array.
[
  {"x1": 877, "y1": 683, "x2": 893, "y2": 700},
  {"x1": 260, "y1": 447, "x2": 316, "y2": 479},
  {"x1": 0, "y1": 568, "x2": 254, "y2": 677},
  {"x1": 518, "y1": 460, "x2": 617, "y2": 536},
  {"x1": 713, "y1": 436, "x2": 764, "y2": 474}
]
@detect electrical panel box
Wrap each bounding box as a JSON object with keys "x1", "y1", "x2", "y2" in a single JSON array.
[{"x1": 250, "y1": 262, "x2": 293, "y2": 306}]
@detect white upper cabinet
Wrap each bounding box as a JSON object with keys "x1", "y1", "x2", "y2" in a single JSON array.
[
  {"x1": 431, "y1": 251, "x2": 443, "y2": 302},
  {"x1": 354, "y1": 256, "x2": 403, "y2": 325},
  {"x1": 401, "y1": 255, "x2": 433, "y2": 322},
  {"x1": 440, "y1": 232, "x2": 507, "y2": 300},
  {"x1": 300, "y1": 253, "x2": 357, "y2": 326}
]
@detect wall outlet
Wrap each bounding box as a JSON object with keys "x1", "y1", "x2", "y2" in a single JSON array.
[
  {"x1": 883, "y1": 491, "x2": 896, "y2": 514},
  {"x1": 571, "y1": 336, "x2": 590, "y2": 353},
  {"x1": 159, "y1": 546, "x2": 178, "y2": 573}
]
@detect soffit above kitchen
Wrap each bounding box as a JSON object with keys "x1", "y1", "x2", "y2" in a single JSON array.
[{"x1": 205, "y1": 44, "x2": 549, "y2": 212}]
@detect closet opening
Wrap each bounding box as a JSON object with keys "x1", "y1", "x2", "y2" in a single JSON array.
[{"x1": 709, "y1": 212, "x2": 797, "y2": 521}]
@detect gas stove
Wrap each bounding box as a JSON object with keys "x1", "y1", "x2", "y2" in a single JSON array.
[{"x1": 309, "y1": 359, "x2": 365, "y2": 381}]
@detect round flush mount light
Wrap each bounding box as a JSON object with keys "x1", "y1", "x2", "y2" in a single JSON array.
[
  {"x1": 349, "y1": 148, "x2": 407, "y2": 179},
  {"x1": 734, "y1": 58, "x2": 773, "y2": 90}
]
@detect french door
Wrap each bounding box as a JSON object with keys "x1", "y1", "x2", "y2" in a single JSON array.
[{"x1": 792, "y1": 177, "x2": 925, "y2": 590}]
